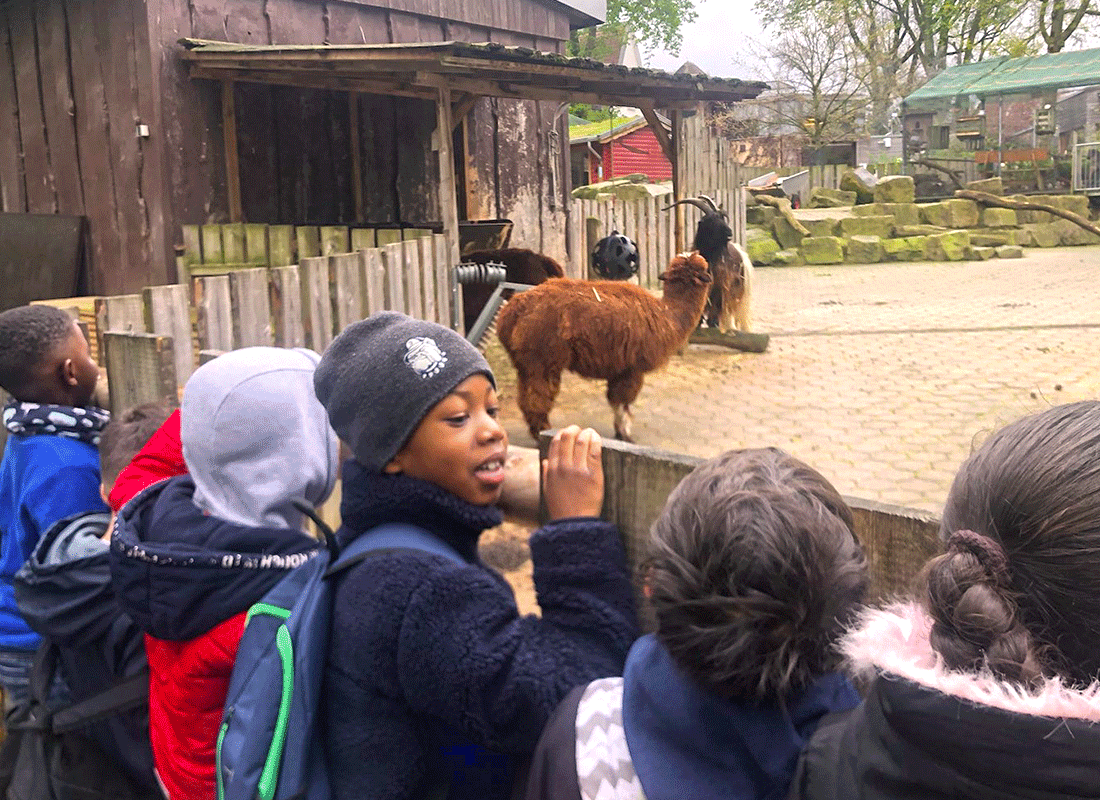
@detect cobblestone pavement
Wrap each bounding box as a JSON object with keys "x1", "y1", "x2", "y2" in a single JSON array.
[{"x1": 487, "y1": 246, "x2": 1100, "y2": 515}]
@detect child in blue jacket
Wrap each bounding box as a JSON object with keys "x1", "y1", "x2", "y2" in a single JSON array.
[
  {"x1": 0, "y1": 305, "x2": 107, "y2": 704},
  {"x1": 313, "y1": 312, "x2": 638, "y2": 800}
]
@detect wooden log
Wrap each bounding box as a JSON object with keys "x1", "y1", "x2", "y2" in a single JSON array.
[
  {"x1": 193, "y1": 275, "x2": 234, "y2": 352},
  {"x1": 103, "y1": 332, "x2": 178, "y2": 413},
  {"x1": 301, "y1": 256, "x2": 334, "y2": 352},
  {"x1": 230, "y1": 267, "x2": 274, "y2": 346},
  {"x1": 688, "y1": 327, "x2": 770, "y2": 353},
  {"x1": 143, "y1": 285, "x2": 194, "y2": 383},
  {"x1": 269, "y1": 265, "x2": 305, "y2": 348},
  {"x1": 331, "y1": 252, "x2": 366, "y2": 333},
  {"x1": 753, "y1": 194, "x2": 810, "y2": 236},
  {"x1": 585, "y1": 216, "x2": 601, "y2": 280},
  {"x1": 954, "y1": 189, "x2": 1100, "y2": 236}
]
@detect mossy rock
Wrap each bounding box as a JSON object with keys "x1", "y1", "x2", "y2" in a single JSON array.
[
  {"x1": 881, "y1": 237, "x2": 923, "y2": 262},
  {"x1": 895, "y1": 224, "x2": 949, "y2": 237},
  {"x1": 772, "y1": 216, "x2": 807, "y2": 250},
  {"x1": 839, "y1": 215, "x2": 894, "y2": 239},
  {"x1": 925, "y1": 230, "x2": 970, "y2": 261},
  {"x1": 994, "y1": 245, "x2": 1024, "y2": 258},
  {"x1": 920, "y1": 199, "x2": 980, "y2": 228},
  {"x1": 801, "y1": 236, "x2": 846, "y2": 265},
  {"x1": 839, "y1": 168, "x2": 877, "y2": 204},
  {"x1": 1020, "y1": 222, "x2": 1062, "y2": 247},
  {"x1": 873, "y1": 175, "x2": 915, "y2": 203},
  {"x1": 969, "y1": 229, "x2": 1017, "y2": 247},
  {"x1": 745, "y1": 231, "x2": 782, "y2": 264},
  {"x1": 801, "y1": 218, "x2": 842, "y2": 237},
  {"x1": 809, "y1": 187, "x2": 857, "y2": 208},
  {"x1": 966, "y1": 177, "x2": 1004, "y2": 195},
  {"x1": 1051, "y1": 218, "x2": 1100, "y2": 246},
  {"x1": 772, "y1": 249, "x2": 805, "y2": 266},
  {"x1": 979, "y1": 208, "x2": 1018, "y2": 227},
  {"x1": 846, "y1": 235, "x2": 884, "y2": 263},
  {"x1": 746, "y1": 206, "x2": 777, "y2": 226},
  {"x1": 851, "y1": 203, "x2": 921, "y2": 225},
  {"x1": 967, "y1": 245, "x2": 995, "y2": 261}
]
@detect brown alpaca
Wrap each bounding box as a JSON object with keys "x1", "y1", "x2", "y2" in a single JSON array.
[{"x1": 497, "y1": 253, "x2": 712, "y2": 442}]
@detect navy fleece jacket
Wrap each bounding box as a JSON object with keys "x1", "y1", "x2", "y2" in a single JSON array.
[{"x1": 324, "y1": 462, "x2": 638, "y2": 800}]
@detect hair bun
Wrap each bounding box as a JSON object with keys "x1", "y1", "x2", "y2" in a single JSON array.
[{"x1": 946, "y1": 529, "x2": 1011, "y2": 587}]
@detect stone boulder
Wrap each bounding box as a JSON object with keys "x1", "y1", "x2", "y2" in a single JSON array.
[
  {"x1": 746, "y1": 206, "x2": 776, "y2": 226},
  {"x1": 772, "y1": 216, "x2": 807, "y2": 250},
  {"x1": 772, "y1": 249, "x2": 805, "y2": 266},
  {"x1": 1048, "y1": 194, "x2": 1091, "y2": 217},
  {"x1": 809, "y1": 188, "x2": 857, "y2": 208},
  {"x1": 881, "y1": 237, "x2": 925, "y2": 262},
  {"x1": 846, "y1": 235, "x2": 884, "y2": 263},
  {"x1": 966, "y1": 177, "x2": 1004, "y2": 195},
  {"x1": 801, "y1": 236, "x2": 846, "y2": 265},
  {"x1": 839, "y1": 216, "x2": 894, "y2": 239},
  {"x1": 571, "y1": 175, "x2": 647, "y2": 199},
  {"x1": 966, "y1": 245, "x2": 995, "y2": 261},
  {"x1": 969, "y1": 230, "x2": 1018, "y2": 247},
  {"x1": 1020, "y1": 223, "x2": 1062, "y2": 247},
  {"x1": 800, "y1": 218, "x2": 842, "y2": 237},
  {"x1": 852, "y1": 203, "x2": 921, "y2": 225},
  {"x1": 920, "y1": 199, "x2": 980, "y2": 228},
  {"x1": 839, "y1": 168, "x2": 877, "y2": 204},
  {"x1": 745, "y1": 229, "x2": 782, "y2": 264},
  {"x1": 895, "y1": 224, "x2": 950, "y2": 237},
  {"x1": 925, "y1": 230, "x2": 970, "y2": 261},
  {"x1": 873, "y1": 175, "x2": 915, "y2": 203},
  {"x1": 611, "y1": 182, "x2": 673, "y2": 201},
  {"x1": 1051, "y1": 218, "x2": 1100, "y2": 246},
  {"x1": 995, "y1": 245, "x2": 1024, "y2": 258},
  {"x1": 979, "y1": 208, "x2": 1018, "y2": 228}
]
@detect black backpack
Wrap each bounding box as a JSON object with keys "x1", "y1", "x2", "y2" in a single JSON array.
[{"x1": 0, "y1": 641, "x2": 160, "y2": 800}]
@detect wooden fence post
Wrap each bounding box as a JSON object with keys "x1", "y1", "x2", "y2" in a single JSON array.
[
  {"x1": 143, "y1": 285, "x2": 193, "y2": 384},
  {"x1": 417, "y1": 236, "x2": 438, "y2": 324},
  {"x1": 94, "y1": 294, "x2": 146, "y2": 365},
  {"x1": 301, "y1": 257, "x2": 333, "y2": 353},
  {"x1": 382, "y1": 242, "x2": 406, "y2": 314},
  {"x1": 269, "y1": 265, "x2": 305, "y2": 348},
  {"x1": 229, "y1": 267, "x2": 274, "y2": 347},
  {"x1": 402, "y1": 240, "x2": 423, "y2": 320},
  {"x1": 193, "y1": 275, "x2": 234, "y2": 353},
  {"x1": 331, "y1": 252, "x2": 366, "y2": 333},
  {"x1": 104, "y1": 332, "x2": 178, "y2": 413},
  {"x1": 361, "y1": 248, "x2": 386, "y2": 317}
]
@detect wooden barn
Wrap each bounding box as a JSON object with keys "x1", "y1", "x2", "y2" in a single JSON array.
[
  {"x1": 0, "y1": 0, "x2": 764, "y2": 307},
  {"x1": 570, "y1": 115, "x2": 674, "y2": 185}
]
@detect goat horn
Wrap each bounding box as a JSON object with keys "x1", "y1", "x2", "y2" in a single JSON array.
[
  {"x1": 662, "y1": 198, "x2": 713, "y2": 214},
  {"x1": 697, "y1": 194, "x2": 722, "y2": 214}
]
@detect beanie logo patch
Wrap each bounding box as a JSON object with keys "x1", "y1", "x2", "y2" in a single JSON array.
[{"x1": 403, "y1": 336, "x2": 448, "y2": 379}]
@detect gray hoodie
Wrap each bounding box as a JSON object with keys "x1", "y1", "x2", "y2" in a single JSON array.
[{"x1": 180, "y1": 347, "x2": 339, "y2": 530}]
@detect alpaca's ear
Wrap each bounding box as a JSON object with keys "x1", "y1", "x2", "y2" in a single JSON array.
[{"x1": 657, "y1": 271, "x2": 668, "y2": 282}]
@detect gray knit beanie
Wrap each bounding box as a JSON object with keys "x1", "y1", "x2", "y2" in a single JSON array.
[{"x1": 314, "y1": 312, "x2": 495, "y2": 471}]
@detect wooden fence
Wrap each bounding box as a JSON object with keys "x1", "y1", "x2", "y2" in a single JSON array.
[
  {"x1": 806, "y1": 160, "x2": 980, "y2": 193},
  {"x1": 48, "y1": 234, "x2": 454, "y2": 414}
]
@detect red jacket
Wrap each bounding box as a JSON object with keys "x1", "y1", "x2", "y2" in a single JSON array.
[{"x1": 108, "y1": 410, "x2": 186, "y2": 512}]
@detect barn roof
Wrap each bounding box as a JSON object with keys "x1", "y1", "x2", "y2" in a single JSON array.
[
  {"x1": 905, "y1": 46, "x2": 1100, "y2": 103},
  {"x1": 179, "y1": 39, "x2": 768, "y2": 108}
]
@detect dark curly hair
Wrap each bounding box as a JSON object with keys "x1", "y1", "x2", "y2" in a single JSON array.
[
  {"x1": 0, "y1": 305, "x2": 78, "y2": 399},
  {"x1": 99, "y1": 403, "x2": 172, "y2": 488},
  {"x1": 930, "y1": 401, "x2": 1100, "y2": 686},
  {"x1": 646, "y1": 447, "x2": 867, "y2": 701}
]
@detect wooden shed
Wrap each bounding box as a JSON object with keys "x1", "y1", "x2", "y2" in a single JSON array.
[
  {"x1": 571, "y1": 115, "x2": 674, "y2": 185},
  {"x1": 0, "y1": 0, "x2": 764, "y2": 301}
]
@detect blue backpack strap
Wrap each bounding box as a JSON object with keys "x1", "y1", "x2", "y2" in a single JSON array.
[{"x1": 327, "y1": 523, "x2": 464, "y2": 578}]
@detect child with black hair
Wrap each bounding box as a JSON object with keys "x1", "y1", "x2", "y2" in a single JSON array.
[
  {"x1": 312, "y1": 312, "x2": 638, "y2": 800},
  {"x1": 0, "y1": 304, "x2": 107, "y2": 704},
  {"x1": 14, "y1": 402, "x2": 172, "y2": 797},
  {"x1": 791, "y1": 400, "x2": 1100, "y2": 800},
  {"x1": 525, "y1": 447, "x2": 868, "y2": 800}
]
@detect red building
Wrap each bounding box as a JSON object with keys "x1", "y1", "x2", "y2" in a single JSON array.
[{"x1": 570, "y1": 116, "x2": 674, "y2": 185}]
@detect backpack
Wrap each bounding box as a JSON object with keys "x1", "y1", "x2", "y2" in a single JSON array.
[
  {"x1": 216, "y1": 516, "x2": 463, "y2": 800},
  {"x1": 0, "y1": 641, "x2": 157, "y2": 800}
]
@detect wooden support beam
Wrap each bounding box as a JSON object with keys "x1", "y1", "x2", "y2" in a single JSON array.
[
  {"x1": 671, "y1": 109, "x2": 684, "y2": 253},
  {"x1": 436, "y1": 86, "x2": 462, "y2": 330},
  {"x1": 639, "y1": 103, "x2": 674, "y2": 165},
  {"x1": 349, "y1": 92, "x2": 365, "y2": 224},
  {"x1": 451, "y1": 92, "x2": 479, "y2": 131},
  {"x1": 222, "y1": 81, "x2": 243, "y2": 223}
]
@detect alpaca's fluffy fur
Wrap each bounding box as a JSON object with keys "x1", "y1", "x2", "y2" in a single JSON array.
[
  {"x1": 460, "y1": 248, "x2": 565, "y2": 334},
  {"x1": 496, "y1": 254, "x2": 712, "y2": 442},
  {"x1": 845, "y1": 603, "x2": 1100, "y2": 720}
]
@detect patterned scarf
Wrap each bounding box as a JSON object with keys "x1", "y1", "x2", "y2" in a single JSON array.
[{"x1": 2, "y1": 399, "x2": 111, "y2": 446}]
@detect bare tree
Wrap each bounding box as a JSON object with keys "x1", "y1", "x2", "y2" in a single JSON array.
[{"x1": 1035, "y1": 0, "x2": 1097, "y2": 52}]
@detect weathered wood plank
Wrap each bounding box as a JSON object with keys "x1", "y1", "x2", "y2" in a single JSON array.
[
  {"x1": 201, "y1": 225, "x2": 224, "y2": 264},
  {"x1": 94, "y1": 293, "x2": 145, "y2": 365},
  {"x1": 230, "y1": 267, "x2": 274, "y2": 347},
  {"x1": 402, "y1": 239, "x2": 423, "y2": 319},
  {"x1": 143, "y1": 284, "x2": 193, "y2": 383},
  {"x1": 36, "y1": 0, "x2": 83, "y2": 216},
  {"x1": 382, "y1": 242, "x2": 406, "y2": 313},
  {"x1": 222, "y1": 81, "x2": 243, "y2": 222},
  {"x1": 193, "y1": 275, "x2": 234, "y2": 353},
  {"x1": 181, "y1": 225, "x2": 203, "y2": 268},
  {"x1": 104, "y1": 332, "x2": 177, "y2": 414},
  {"x1": 296, "y1": 226, "x2": 320, "y2": 259},
  {"x1": 331, "y1": 252, "x2": 365, "y2": 333},
  {"x1": 0, "y1": 14, "x2": 25, "y2": 212},
  {"x1": 222, "y1": 223, "x2": 246, "y2": 264},
  {"x1": 320, "y1": 225, "x2": 350, "y2": 256},
  {"x1": 417, "y1": 236, "x2": 437, "y2": 323},
  {"x1": 376, "y1": 228, "x2": 402, "y2": 247},
  {"x1": 269, "y1": 265, "x2": 305, "y2": 348},
  {"x1": 301, "y1": 256, "x2": 333, "y2": 352},
  {"x1": 244, "y1": 223, "x2": 268, "y2": 264},
  {"x1": 350, "y1": 228, "x2": 376, "y2": 251},
  {"x1": 9, "y1": 2, "x2": 55, "y2": 213},
  {"x1": 435, "y1": 87, "x2": 461, "y2": 281},
  {"x1": 268, "y1": 225, "x2": 294, "y2": 266},
  {"x1": 361, "y1": 248, "x2": 385, "y2": 316}
]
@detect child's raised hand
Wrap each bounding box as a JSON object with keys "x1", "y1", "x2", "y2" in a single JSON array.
[{"x1": 543, "y1": 425, "x2": 604, "y2": 520}]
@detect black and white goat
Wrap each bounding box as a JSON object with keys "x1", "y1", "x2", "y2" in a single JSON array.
[{"x1": 665, "y1": 195, "x2": 753, "y2": 332}]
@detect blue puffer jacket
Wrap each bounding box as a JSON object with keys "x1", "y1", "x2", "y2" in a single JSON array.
[{"x1": 324, "y1": 463, "x2": 638, "y2": 800}]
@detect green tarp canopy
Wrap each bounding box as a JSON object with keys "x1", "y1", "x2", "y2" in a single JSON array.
[{"x1": 905, "y1": 47, "x2": 1100, "y2": 102}]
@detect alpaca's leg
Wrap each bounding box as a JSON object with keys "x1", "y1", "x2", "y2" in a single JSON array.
[
  {"x1": 607, "y1": 371, "x2": 645, "y2": 442},
  {"x1": 517, "y1": 365, "x2": 562, "y2": 442}
]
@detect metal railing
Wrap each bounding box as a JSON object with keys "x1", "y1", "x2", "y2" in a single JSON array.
[{"x1": 1072, "y1": 141, "x2": 1100, "y2": 193}]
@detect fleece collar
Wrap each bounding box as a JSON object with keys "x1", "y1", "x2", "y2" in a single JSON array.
[{"x1": 842, "y1": 603, "x2": 1100, "y2": 721}]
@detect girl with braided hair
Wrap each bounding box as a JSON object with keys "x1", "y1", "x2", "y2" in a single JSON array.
[{"x1": 792, "y1": 400, "x2": 1100, "y2": 800}]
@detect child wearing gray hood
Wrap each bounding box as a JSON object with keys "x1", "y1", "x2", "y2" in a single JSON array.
[
  {"x1": 110, "y1": 347, "x2": 339, "y2": 800},
  {"x1": 313, "y1": 311, "x2": 638, "y2": 800}
]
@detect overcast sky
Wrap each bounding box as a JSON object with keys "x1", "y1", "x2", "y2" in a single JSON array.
[{"x1": 644, "y1": 0, "x2": 769, "y2": 81}]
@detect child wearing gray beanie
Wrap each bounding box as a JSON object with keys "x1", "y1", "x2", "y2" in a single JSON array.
[{"x1": 313, "y1": 312, "x2": 638, "y2": 800}]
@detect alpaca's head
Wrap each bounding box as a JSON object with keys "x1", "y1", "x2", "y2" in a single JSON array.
[{"x1": 659, "y1": 253, "x2": 712, "y2": 288}]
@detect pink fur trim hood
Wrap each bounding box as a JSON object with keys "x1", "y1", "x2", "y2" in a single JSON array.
[{"x1": 842, "y1": 602, "x2": 1100, "y2": 721}]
